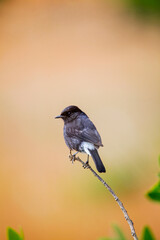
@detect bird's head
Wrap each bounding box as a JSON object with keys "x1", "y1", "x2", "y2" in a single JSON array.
[{"x1": 55, "y1": 105, "x2": 83, "y2": 122}]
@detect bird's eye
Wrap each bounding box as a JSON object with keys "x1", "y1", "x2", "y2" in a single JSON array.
[{"x1": 67, "y1": 111, "x2": 71, "y2": 116}]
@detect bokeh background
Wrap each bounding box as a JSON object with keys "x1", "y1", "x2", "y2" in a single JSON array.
[{"x1": 1, "y1": 0, "x2": 160, "y2": 239}]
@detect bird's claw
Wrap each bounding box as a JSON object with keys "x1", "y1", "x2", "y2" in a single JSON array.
[
  {"x1": 82, "y1": 162, "x2": 89, "y2": 169},
  {"x1": 69, "y1": 151, "x2": 79, "y2": 164},
  {"x1": 69, "y1": 152, "x2": 78, "y2": 164},
  {"x1": 69, "y1": 154, "x2": 76, "y2": 164}
]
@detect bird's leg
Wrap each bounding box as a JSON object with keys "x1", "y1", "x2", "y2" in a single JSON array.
[
  {"x1": 82, "y1": 155, "x2": 89, "y2": 169},
  {"x1": 69, "y1": 150, "x2": 79, "y2": 164},
  {"x1": 69, "y1": 149, "x2": 72, "y2": 158},
  {"x1": 86, "y1": 155, "x2": 89, "y2": 164}
]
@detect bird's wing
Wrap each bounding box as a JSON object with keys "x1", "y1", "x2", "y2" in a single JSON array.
[{"x1": 66, "y1": 117, "x2": 103, "y2": 147}]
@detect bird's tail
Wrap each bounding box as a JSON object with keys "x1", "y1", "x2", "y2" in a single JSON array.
[{"x1": 89, "y1": 149, "x2": 106, "y2": 173}]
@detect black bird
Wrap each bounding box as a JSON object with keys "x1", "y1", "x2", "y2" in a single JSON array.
[{"x1": 55, "y1": 106, "x2": 106, "y2": 173}]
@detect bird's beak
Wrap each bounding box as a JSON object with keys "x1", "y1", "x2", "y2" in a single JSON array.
[{"x1": 55, "y1": 115, "x2": 62, "y2": 119}]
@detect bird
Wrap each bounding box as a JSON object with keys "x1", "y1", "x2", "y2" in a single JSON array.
[{"x1": 55, "y1": 105, "x2": 106, "y2": 173}]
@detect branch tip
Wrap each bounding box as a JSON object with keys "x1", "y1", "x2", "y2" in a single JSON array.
[{"x1": 70, "y1": 154, "x2": 138, "y2": 240}]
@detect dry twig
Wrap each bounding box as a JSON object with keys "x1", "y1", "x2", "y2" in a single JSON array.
[{"x1": 69, "y1": 154, "x2": 138, "y2": 240}]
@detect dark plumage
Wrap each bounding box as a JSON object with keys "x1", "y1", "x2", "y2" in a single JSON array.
[{"x1": 55, "y1": 105, "x2": 106, "y2": 173}]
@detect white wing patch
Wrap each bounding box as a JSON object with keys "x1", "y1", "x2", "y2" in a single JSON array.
[{"x1": 80, "y1": 142, "x2": 95, "y2": 155}]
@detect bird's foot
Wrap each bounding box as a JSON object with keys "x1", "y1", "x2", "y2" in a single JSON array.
[
  {"x1": 82, "y1": 155, "x2": 89, "y2": 169},
  {"x1": 69, "y1": 151, "x2": 78, "y2": 164},
  {"x1": 82, "y1": 161, "x2": 89, "y2": 169},
  {"x1": 69, "y1": 154, "x2": 75, "y2": 164}
]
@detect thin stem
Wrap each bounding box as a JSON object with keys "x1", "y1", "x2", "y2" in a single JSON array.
[{"x1": 71, "y1": 155, "x2": 138, "y2": 240}]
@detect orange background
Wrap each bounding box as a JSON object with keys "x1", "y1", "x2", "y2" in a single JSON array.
[{"x1": 0, "y1": 0, "x2": 160, "y2": 239}]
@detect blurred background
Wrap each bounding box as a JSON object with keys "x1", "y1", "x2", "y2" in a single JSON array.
[{"x1": 0, "y1": 0, "x2": 160, "y2": 239}]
